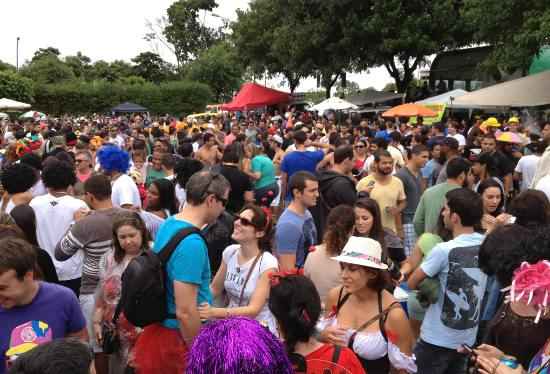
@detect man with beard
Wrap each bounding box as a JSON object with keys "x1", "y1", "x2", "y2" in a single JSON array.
[
  {"x1": 413, "y1": 157, "x2": 471, "y2": 236},
  {"x1": 357, "y1": 150, "x2": 407, "y2": 236}
]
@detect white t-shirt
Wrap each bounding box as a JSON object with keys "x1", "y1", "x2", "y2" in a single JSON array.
[
  {"x1": 536, "y1": 174, "x2": 550, "y2": 202},
  {"x1": 515, "y1": 154, "x2": 540, "y2": 191},
  {"x1": 450, "y1": 134, "x2": 466, "y2": 147},
  {"x1": 30, "y1": 179, "x2": 47, "y2": 197},
  {"x1": 112, "y1": 174, "x2": 142, "y2": 208},
  {"x1": 222, "y1": 244, "x2": 279, "y2": 335},
  {"x1": 175, "y1": 184, "x2": 186, "y2": 210},
  {"x1": 30, "y1": 194, "x2": 88, "y2": 281}
]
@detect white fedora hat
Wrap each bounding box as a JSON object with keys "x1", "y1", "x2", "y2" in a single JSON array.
[{"x1": 332, "y1": 236, "x2": 388, "y2": 270}]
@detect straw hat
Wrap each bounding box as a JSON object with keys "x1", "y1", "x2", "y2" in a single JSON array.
[{"x1": 332, "y1": 236, "x2": 388, "y2": 270}]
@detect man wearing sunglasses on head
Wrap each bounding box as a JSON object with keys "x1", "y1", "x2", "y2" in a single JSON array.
[{"x1": 133, "y1": 170, "x2": 230, "y2": 373}]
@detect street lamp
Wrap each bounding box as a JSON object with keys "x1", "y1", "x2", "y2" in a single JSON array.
[{"x1": 16, "y1": 37, "x2": 20, "y2": 72}]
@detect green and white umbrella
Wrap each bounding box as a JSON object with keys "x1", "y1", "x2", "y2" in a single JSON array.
[{"x1": 20, "y1": 111, "x2": 47, "y2": 120}]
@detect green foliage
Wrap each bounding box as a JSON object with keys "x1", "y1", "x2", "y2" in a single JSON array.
[
  {"x1": 0, "y1": 60, "x2": 16, "y2": 72},
  {"x1": 463, "y1": 0, "x2": 550, "y2": 74},
  {"x1": 304, "y1": 90, "x2": 327, "y2": 105},
  {"x1": 335, "y1": 81, "x2": 361, "y2": 98},
  {"x1": 64, "y1": 52, "x2": 92, "y2": 79},
  {"x1": 346, "y1": 0, "x2": 473, "y2": 94},
  {"x1": 32, "y1": 47, "x2": 61, "y2": 62},
  {"x1": 163, "y1": 0, "x2": 222, "y2": 68},
  {"x1": 186, "y1": 41, "x2": 243, "y2": 102},
  {"x1": 20, "y1": 55, "x2": 75, "y2": 85},
  {"x1": 0, "y1": 71, "x2": 34, "y2": 102},
  {"x1": 132, "y1": 52, "x2": 174, "y2": 83},
  {"x1": 33, "y1": 80, "x2": 212, "y2": 116}
]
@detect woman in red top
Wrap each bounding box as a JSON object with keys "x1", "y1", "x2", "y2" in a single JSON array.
[
  {"x1": 268, "y1": 273, "x2": 365, "y2": 374},
  {"x1": 353, "y1": 139, "x2": 369, "y2": 177}
]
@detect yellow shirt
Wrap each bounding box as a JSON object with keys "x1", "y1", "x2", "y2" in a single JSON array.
[{"x1": 356, "y1": 175, "x2": 406, "y2": 232}]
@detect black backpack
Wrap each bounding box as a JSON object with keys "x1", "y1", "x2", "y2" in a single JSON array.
[{"x1": 118, "y1": 226, "x2": 204, "y2": 328}]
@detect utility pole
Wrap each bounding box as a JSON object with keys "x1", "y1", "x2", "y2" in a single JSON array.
[{"x1": 16, "y1": 37, "x2": 20, "y2": 71}]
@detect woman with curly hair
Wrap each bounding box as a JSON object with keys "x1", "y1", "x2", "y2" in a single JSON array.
[{"x1": 304, "y1": 205, "x2": 355, "y2": 301}]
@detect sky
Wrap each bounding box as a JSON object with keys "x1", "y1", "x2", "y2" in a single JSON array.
[{"x1": 1, "y1": 0, "x2": 394, "y2": 92}]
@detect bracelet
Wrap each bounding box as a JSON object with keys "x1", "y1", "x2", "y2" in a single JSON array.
[{"x1": 500, "y1": 357, "x2": 519, "y2": 369}]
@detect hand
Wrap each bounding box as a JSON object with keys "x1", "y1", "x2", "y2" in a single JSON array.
[
  {"x1": 476, "y1": 356, "x2": 524, "y2": 374},
  {"x1": 495, "y1": 213, "x2": 513, "y2": 226},
  {"x1": 482, "y1": 214, "x2": 497, "y2": 231},
  {"x1": 386, "y1": 206, "x2": 399, "y2": 217},
  {"x1": 93, "y1": 321, "x2": 102, "y2": 344},
  {"x1": 74, "y1": 208, "x2": 90, "y2": 221},
  {"x1": 474, "y1": 344, "x2": 505, "y2": 360},
  {"x1": 319, "y1": 326, "x2": 348, "y2": 347},
  {"x1": 198, "y1": 302, "x2": 213, "y2": 321}
]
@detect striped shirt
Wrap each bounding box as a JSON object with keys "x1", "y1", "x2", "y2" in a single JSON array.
[{"x1": 55, "y1": 208, "x2": 124, "y2": 295}]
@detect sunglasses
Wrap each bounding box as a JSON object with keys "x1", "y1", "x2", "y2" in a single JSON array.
[
  {"x1": 355, "y1": 145, "x2": 365, "y2": 149},
  {"x1": 215, "y1": 195, "x2": 228, "y2": 207},
  {"x1": 235, "y1": 215, "x2": 257, "y2": 228}
]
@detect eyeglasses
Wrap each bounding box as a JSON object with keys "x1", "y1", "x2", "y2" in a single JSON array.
[{"x1": 355, "y1": 145, "x2": 365, "y2": 149}]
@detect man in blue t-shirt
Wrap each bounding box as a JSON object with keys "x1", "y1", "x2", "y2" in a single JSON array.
[
  {"x1": 280, "y1": 130, "x2": 325, "y2": 202},
  {"x1": 408, "y1": 188, "x2": 486, "y2": 374},
  {"x1": 275, "y1": 171, "x2": 319, "y2": 270},
  {"x1": 0, "y1": 238, "x2": 86, "y2": 373},
  {"x1": 153, "y1": 170, "x2": 230, "y2": 343}
]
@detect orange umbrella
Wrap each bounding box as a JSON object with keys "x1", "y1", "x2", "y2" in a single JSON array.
[{"x1": 382, "y1": 103, "x2": 437, "y2": 118}]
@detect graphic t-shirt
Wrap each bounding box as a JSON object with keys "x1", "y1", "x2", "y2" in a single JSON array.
[
  {"x1": 275, "y1": 208, "x2": 318, "y2": 268},
  {"x1": 222, "y1": 245, "x2": 278, "y2": 334},
  {"x1": 153, "y1": 216, "x2": 212, "y2": 329},
  {"x1": 0, "y1": 282, "x2": 85, "y2": 373},
  {"x1": 420, "y1": 232, "x2": 487, "y2": 349}
]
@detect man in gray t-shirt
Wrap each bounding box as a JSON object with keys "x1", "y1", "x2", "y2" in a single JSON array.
[{"x1": 395, "y1": 145, "x2": 429, "y2": 255}]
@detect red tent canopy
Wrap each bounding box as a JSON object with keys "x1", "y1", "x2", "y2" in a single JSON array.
[{"x1": 221, "y1": 82, "x2": 291, "y2": 111}]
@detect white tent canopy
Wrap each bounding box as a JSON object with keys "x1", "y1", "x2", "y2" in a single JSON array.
[
  {"x1": 0, "y1": 98, "x2": 31, "y2": 111},
  {"x1": 453, "y1": 70, "x2": 550, "y2": 108},
  {"x1": 416, "y1": 89, "x2": 468, "y2": 107},
  {"x1": 309, "y1": 97, "x2": 358, "y2": 113}
]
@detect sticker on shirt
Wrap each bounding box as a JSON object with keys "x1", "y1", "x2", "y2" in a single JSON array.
[
  {"x1": 6, "y1": 320, "x2": 53, "y2": 360},
  {"x1": 441, "y1": 245, "x2": 487, "y2": 330}
]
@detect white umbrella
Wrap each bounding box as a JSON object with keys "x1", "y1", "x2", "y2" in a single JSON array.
[
  {"x1": 20, "y1": 111, "x2": 47, "y2": 120},
  {"x1": 0, "y1": 98, "x2": 31, "y2": 111},
  {"x1": 309, "y1": 97, "x2": 358, "y2": 113}
]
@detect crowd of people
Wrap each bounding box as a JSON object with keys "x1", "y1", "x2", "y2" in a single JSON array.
[{"x1": 1, "y1": 109, "x2": 550, "y2": 374}]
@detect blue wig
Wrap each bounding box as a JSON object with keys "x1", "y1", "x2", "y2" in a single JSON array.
[{"x1": 97, "y1": 145, "x2": 130, "y2": 173}]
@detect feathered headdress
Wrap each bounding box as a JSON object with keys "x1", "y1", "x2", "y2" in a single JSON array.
[{"x1": 503, "y1": 260, "x2": 550, "y2": 323}]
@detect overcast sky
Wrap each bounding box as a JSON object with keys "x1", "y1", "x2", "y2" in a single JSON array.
[{"x1": 1, "y1": 0, "x2": 393, "y2": 92}]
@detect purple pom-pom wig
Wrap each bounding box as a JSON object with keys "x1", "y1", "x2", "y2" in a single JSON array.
[
  {"x1": 97, "y1": 145, "x2": 130, "y2": 174},
  {"x1": 186, "y1": 317, "x2": 293, "y2": 374}
]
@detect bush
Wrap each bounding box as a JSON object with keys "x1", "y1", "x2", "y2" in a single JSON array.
[
  {"x1": 0, "y1": 71, "x2": 34, "y2": 103},
  {"x1": 33, "y1": 80, "x2": 212, "y2": 116}
]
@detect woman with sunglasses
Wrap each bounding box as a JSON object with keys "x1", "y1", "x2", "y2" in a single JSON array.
[
  {"x1": 353, "y1": 139, "x2": 369, "y2": 176},
  {"x1": 319, "y1": 236, "x2": 417, "y2": 373},
  {"x1": 198, "y1": 204, "x2": 279, "y2": 335}
]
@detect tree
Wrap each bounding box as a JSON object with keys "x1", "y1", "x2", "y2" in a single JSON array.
[
  {"x1": 463, "y1": 0, "x2": 550, "y2": 74},
  {"x1": 348, "y1": 0, "x2": 474, "y2": 94},
  {"x1": 20, "y1": 54, "x2": 75, "y2": 85},
  {"x1": 32, "y1": 47, "x2": 61, "y2": 62},
  {"x1": 0, "y1": 60, "x2": 15, "y2": 72},
  {"x1": 132, "y1": 52, "x2": 172, "y2": 83},
  {"x1": 232, "y1": 0, "x2": 356, "y2": 96},
  {"x1": 161, "y1": 0, "x2": 221, "y2": 69},
  {"x1": 186, "y1": 41, "x2": 244, "y2": 102},
  {"x1": 65, "y1": 52, "x2": 92, "y2": 79},
  {"x1": 335, "y1": 80, "x2": 361, "y2": 98},
  {"x1": 0, "y1": 71, "x2": 34, "y2": 102}
]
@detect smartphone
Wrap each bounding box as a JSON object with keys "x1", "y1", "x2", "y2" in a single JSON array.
[{"x1": 461, "y1": 344, "x2": 476, "y2": 357}]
